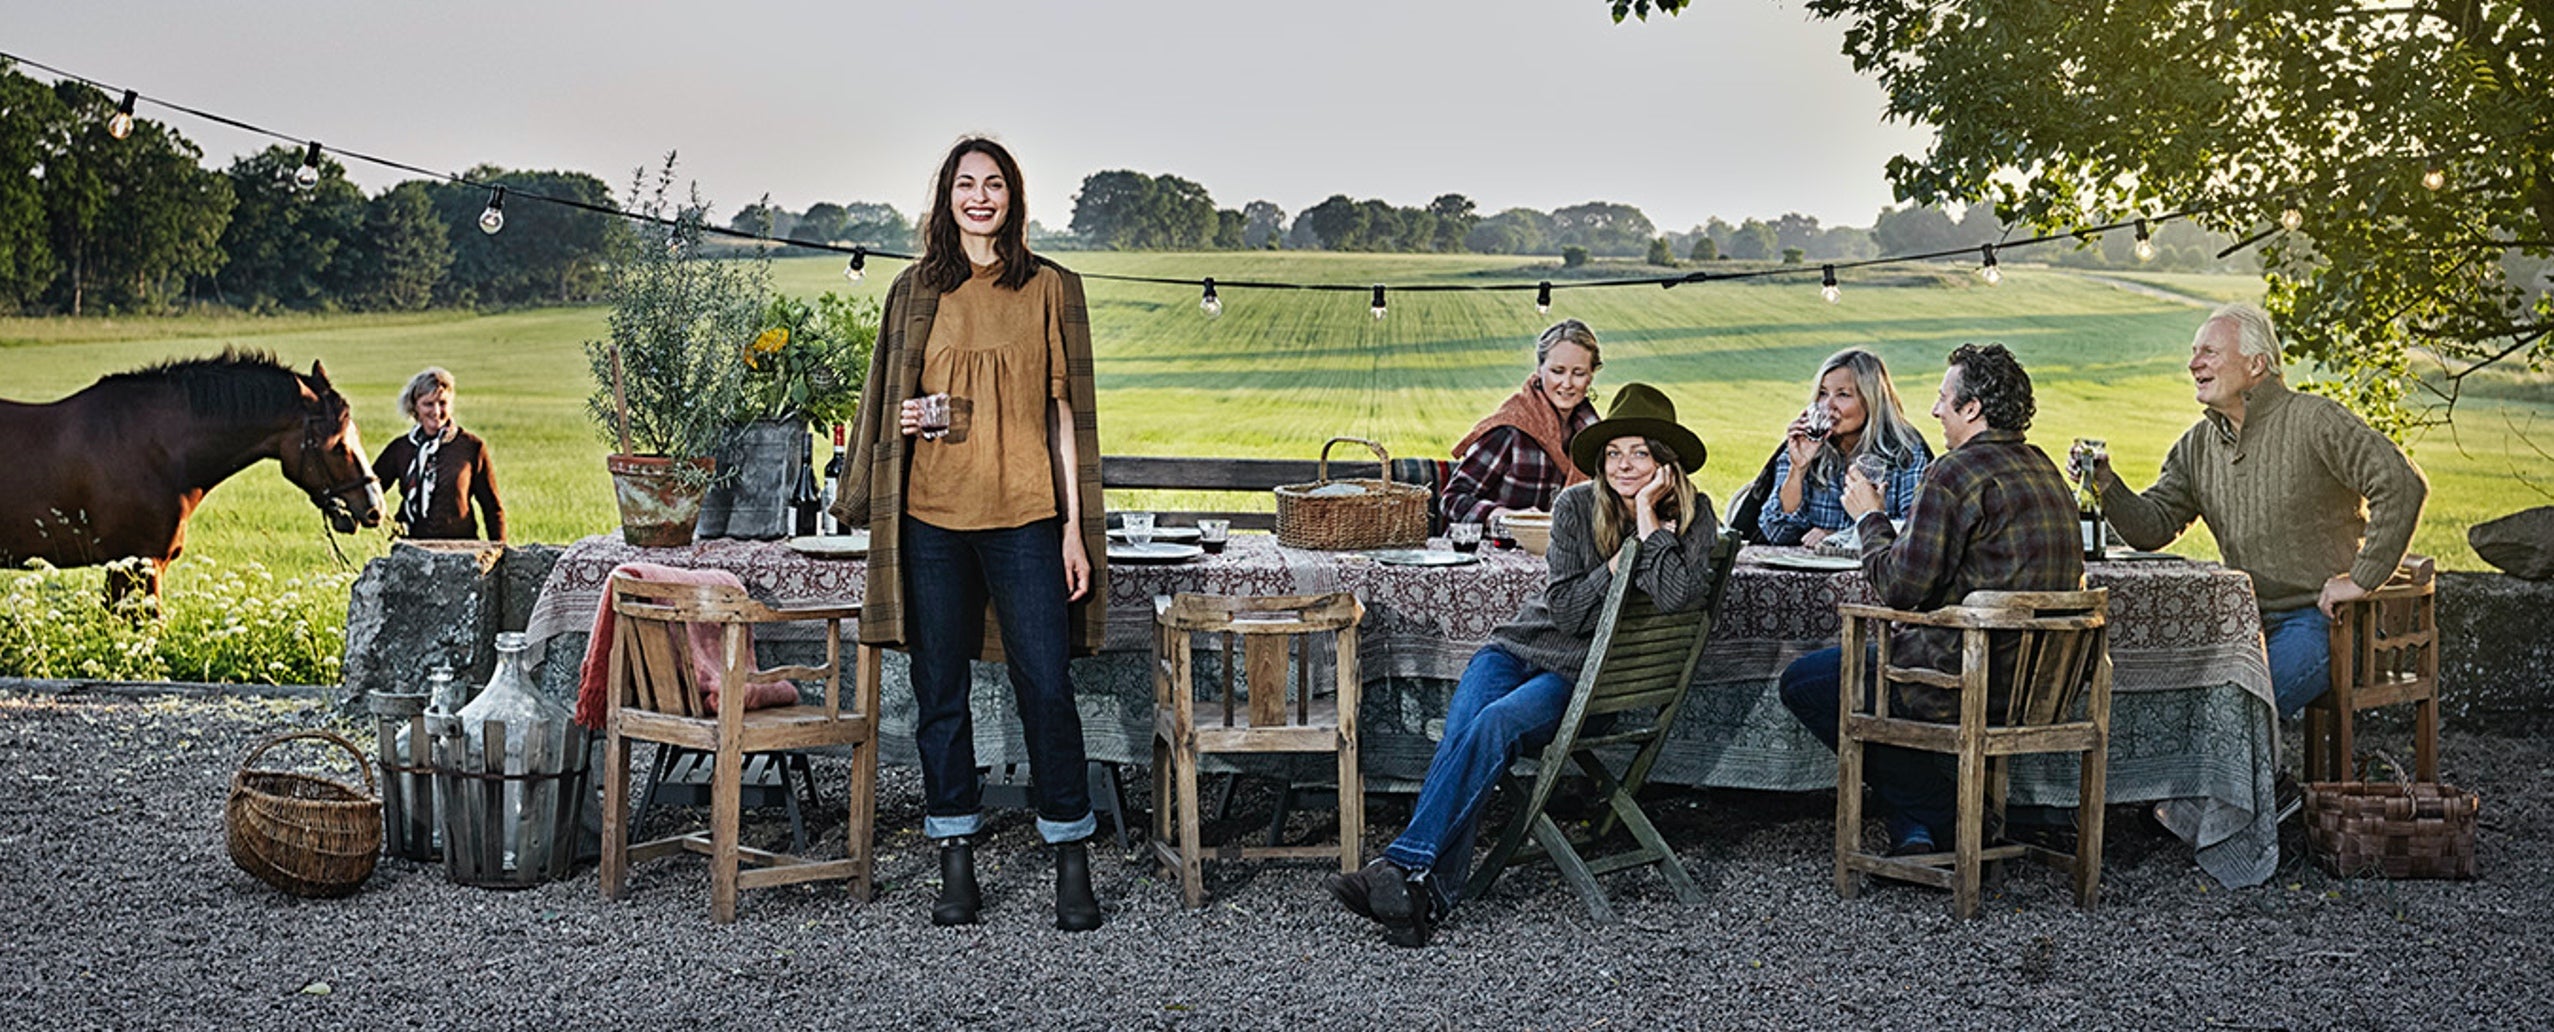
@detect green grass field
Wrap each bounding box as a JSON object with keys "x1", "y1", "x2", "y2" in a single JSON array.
[{"x1": 5, "y1": 253, "x2": 2549, "y2": 588}]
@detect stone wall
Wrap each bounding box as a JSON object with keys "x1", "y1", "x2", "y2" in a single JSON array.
[
  {"x1": 2435, "y1": 571, "x2": 2554, "y2": 731},
  {"x1": 341, "y1": 542, "x2": 559, "y2": 710}
]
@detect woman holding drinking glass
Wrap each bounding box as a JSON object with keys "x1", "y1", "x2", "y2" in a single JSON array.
[
  {"x1": 1760, "y1": 348, "x2": 1933, "y2": 546},
  {"x1": 831, "y1": 136, "x2": 1110, "y2": 932}
]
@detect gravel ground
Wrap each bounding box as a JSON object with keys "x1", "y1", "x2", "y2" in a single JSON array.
[{"x1": 2, "y1": 687, "x2": 2546, "y2": 1032}]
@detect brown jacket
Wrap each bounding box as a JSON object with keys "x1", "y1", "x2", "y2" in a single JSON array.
[
  {"x1": 830, "y1": 259, "x2": 1109, "y2": 658},
  {"x1": 373, "y1": 427, "x2": 504, "y2": 541}
]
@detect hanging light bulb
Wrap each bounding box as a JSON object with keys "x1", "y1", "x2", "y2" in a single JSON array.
[
  {"x1": 1200, "y1": 278, "x2": 1222, "y2": 318},
  {"x1": 1820, "y1": 265, "x2": 1840, "y2": 305},
  {"x1": 2280, "y1": 206, "x2": 2304, "y2": 232},
  {"x1": 107, "y1": 90, "x2": 136, "y2": 140},
  {"x1": 1978, "y1": 245, "x2": 2002, "y2": 285},
  {"x1": 477, "y1": 186, "x2": 506, "y2": 235},
  {"x1": 844, "y1": 246, "x2": 866, "y2": 282},
  {"x1": 2133, "y1": 219, "x2": 2157, "y2": 262},
  {"x1": 1535, "y1": 281, "x2": 1552, "y2": 315},
  {"x1": 293, "y1": 141, "x2": 322, "y2": 189},
  {"x1": 2422, "y1": 167, "x2": 2447, "y2": 191},
  {"x1": 1370, "y1": 284, "x2": 1387, "y2": 321}
]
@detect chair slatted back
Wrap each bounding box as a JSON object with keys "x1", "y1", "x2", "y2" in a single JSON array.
[
  {"x1": 1959, "y1": 589, "x2": 2110, "y2": 728},
  {"x1": 610, "y1": 575, "x2": 759, "y2": 721},
  {"x1": 1572, "y1": 530, "x2": 1742, "y2": 728}
]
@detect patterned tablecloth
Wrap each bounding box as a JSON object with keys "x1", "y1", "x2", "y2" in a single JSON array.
[{"x1": 526, "y1": 534, "x2": 2278, "y2": 887}]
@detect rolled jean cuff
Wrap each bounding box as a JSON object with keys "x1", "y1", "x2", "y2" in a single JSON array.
[
  {"x1": 1380, "y1": 842, "x2": 1434, "y2": 872},
  {"x1": 1037, "y1": 812, "x2": 1097, "y2": 844},
  {"x1": 925, "y1": 813, "x2": 983, "y2": 840}
]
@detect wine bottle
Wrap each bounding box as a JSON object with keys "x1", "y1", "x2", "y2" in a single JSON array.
[
  {"x1": 818, "y1": 425, "x2": 846, "y2": 535},
  {"x1": 791, "y1": 444, "x2": 821, "y2": 537},
  {"x1": 2072, "y1": 437, "x2": 2108, "y2": 561}
]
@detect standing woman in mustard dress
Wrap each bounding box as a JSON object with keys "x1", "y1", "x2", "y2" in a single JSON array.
[{"x1": 831, "y1": 137, "x2": 1111, "y2": 931}]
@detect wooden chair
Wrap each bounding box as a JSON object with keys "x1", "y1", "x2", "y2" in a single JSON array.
[
  {"x1": 2306, "y1": 557, "x2": 2440, "y2": 783},
  {"x1": 1834, "y1": 588, "x2": 2111, "y2": 919},
  {"x1": 1151, "y1": 591, "x2": 1364, "y2": 909},
  {"x1": 598, "y1": 575, "x2": 880, "y2": 923},
  {"x1": 1465, "y1": 530, "x2": 1741, "y2": 922}
]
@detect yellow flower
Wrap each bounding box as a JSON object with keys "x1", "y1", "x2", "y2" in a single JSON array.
[{"x1": 753, "y1": 327, "x2": 789, "y2": 353}]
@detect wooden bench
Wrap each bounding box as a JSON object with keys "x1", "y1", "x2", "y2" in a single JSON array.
[{"x1": 1100, "y1": 455, "x2": 1448, "y2": 532}]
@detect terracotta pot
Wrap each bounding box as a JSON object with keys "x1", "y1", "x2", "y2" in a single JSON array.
[{"x1": 605, "y1": 454, "x2": 715, "y2": 548}]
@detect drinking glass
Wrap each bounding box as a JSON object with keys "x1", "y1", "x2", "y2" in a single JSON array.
[
  {"x1": 1851, "y1": 453, "x2": 1891, "y2": 488},
  {"x1": 1448, "y1": 521, "x2": 1483, "y2": 554},
  {"x1": 916, "y1": 393, "x2": 952, "y2": 440},
  {"x1": 1804, "y1": 403, "x2": 1837, "y2": 441},
  {"x1": 2069, "y1": 437, "x2": 2109, "y2": 485},
  {"x1": 1121, "y1": 511, "x2": 1155, "y2": 547},
  {"x1": 1197, "y1": 518, "x2": 1230, "y2": 555}
]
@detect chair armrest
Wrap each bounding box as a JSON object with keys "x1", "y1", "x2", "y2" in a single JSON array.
[{"x1": 748, "y1": 602, "x2": 863, "y2": 623}]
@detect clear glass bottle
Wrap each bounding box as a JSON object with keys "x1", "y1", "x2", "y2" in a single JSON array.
[{"x1": 452, "y1": 632, "x2": 569, "y2": 866}]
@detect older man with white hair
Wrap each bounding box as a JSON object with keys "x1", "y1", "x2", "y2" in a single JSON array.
[{"x1": 2081, "y1": 302, "x2": 2428, "y2": 719}]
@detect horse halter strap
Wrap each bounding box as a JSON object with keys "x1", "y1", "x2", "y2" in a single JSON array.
[{"x1": 298, "y1": 408, "x2": 375, "y2": 509}]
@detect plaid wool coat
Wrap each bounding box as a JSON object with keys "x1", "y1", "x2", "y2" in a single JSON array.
[{"x1": 828, "y1": 259, "x2": 1110, "y2": 659}]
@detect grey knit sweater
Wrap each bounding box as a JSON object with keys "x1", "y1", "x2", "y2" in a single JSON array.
[
  {"x1": 2102, "y1": 377, "x2": 2427, "y2": 613},
  {"x1": 1486, "y1": 481, "x2": 1722, "y2": 678}
]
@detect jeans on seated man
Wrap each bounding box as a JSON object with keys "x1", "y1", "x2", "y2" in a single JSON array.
[
  {"x1": 2084, "y1": 302, "x2": 2427, "y2": 719},
  {"x1": 1778, "y1": 342, "x2": 2085, "y2": 856}
]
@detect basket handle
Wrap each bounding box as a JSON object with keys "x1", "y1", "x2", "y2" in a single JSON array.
[
  {"x1": 1315, "y1": 436, "x2": 1395, "y2": 486},
  {"x1": 240, "y1": 730, "x2": 379, "y2": 797}
]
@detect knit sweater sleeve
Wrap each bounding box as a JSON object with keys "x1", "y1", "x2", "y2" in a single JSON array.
[
  {"x1": 1541, "y1": 486, "x2": 1616, "y2": 636},
  {"x1": 2103, "y1": 426, "x2": 2204, "y2": 552},
  {"x1": 2310, "y1": 400, "x2": 2429, "y2": 589},
  {"x1": 1630, "y1": 495, "x2": 1721, "y2": 614}
]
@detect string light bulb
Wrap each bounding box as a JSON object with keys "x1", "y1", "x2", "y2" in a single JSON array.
[
  {"x1": 477, "y1": 186, "x2": 506, "y2": 235},
  {"x1": 293, "y1": 141, "x2": 322, "y2": 189},
  {"x1": 108, "y1": 90, "x2": 136, "y2": 140},
  {"x1": 1200, "y1": 277, "x2": 1222, "y2": 318},
  {"x1": 2133, "y1": 219, "x2": 2157, "y2": 262},
  {"x1": 1978, "y1": 245, "x2": 2002, "y2": 286},
  {"x1": 2422, "y1": 167, "x2": 2447, "y2": 191},
  {"x1": 1370, "y1": 284, "x2": 1387, "y2": 321},
  {"x1": 1535, "y1": 281, "x2": 1552, "y2": 315},
  {"x1": 2279, "y1": 207, "x2": 2304, "y2": 232},
  {"x1": 1820, "y1": 265, "x2": 1840, "y2": 304},
  {"x1": 844, "y1": 246, "x2": 866, "y2": 282}
]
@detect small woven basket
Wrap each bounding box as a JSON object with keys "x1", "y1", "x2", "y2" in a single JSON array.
[
  {"x1": 1275, "y1": 437, "x2": 1430, "y2": 551},
  {"x1": 226, "y1": 730, "x2": 384, "y2": 898},
  {"x1": 2303, "y1": 777, "x2": 2479, "y2": 880}
]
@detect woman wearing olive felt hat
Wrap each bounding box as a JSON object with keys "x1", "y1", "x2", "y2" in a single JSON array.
[{"x1": 1331, "y1": 382, "x2": 1719, "y2": 946}]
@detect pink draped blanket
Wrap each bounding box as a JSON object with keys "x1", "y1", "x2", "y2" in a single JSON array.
[{"x1": 574, "y1": 562, "x2": 801, "y2": 729}]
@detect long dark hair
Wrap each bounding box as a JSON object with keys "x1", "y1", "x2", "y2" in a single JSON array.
[{"x1": 919, "y1": 137, "x2": 1036, "y2": 293}]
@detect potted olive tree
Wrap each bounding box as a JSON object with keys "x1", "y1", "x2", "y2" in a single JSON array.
[
  {"x1": 584, "y1": 155, "x2": 764, "y2": 547},
  {"x1": 695, "y1": 291, "x2": 878, "y2": 539}
]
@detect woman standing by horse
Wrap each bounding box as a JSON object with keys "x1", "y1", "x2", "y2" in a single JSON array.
[
  {"x1": 830, "y1": 136, "x2": 1110, "y2": 932},
  {"x1": 0, "y1": 349, "x2": 381, "y2": 598},
  {"x1": 371, "y1": 367, "x2": 505, "y2": 541}
]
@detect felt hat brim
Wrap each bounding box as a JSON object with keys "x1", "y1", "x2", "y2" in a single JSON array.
[{"x1": 1569, "y1": 383, "x2": 1708, "y2": 477}]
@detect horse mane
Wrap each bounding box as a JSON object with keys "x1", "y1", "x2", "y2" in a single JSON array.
[{"x1": 100, "y1": 347, "x2": 317, "y2": 422}]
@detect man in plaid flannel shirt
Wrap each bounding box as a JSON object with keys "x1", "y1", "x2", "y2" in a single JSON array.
[{"x1": 1778, "y1": 342, "x2": 2084, "y2": 856}]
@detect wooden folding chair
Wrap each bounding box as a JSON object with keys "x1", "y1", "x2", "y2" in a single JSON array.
[
  {"x1": 1465, "y1": 530, "x2": 1741, "y2": 922},
  {"x1": 597, "y1": 574, "x2": 880, "y2": 923},
  {"x1": 1834, "y1": 588, "x2": 2111, "y2": 919}
]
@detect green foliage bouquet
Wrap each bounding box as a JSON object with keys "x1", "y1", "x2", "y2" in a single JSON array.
[
  {"x1": 583, "y1": 154, "x2": 769, "y2": 483},
  {"x1": 722, "y1": 292, "x2": 878, "y2": 430}
]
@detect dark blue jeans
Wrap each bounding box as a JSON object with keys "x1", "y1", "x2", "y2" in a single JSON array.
[
  {"x1": 1383, "y1": 645, "x2": 1574, "y2": 913},
  {"x1": 902, "y1": 515, "x2": 1095, "y2": 844},
  {"x1": 1778, "y1": 645, "x2": 1956, "y2": 843},
  {"x1": 2262, "y1": 606, "x2": 2333, "y2": 720}
]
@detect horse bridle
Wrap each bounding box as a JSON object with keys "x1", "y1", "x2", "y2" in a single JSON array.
[{"x1": 295, "y1": 405, "x2": 377, "y2": 522}]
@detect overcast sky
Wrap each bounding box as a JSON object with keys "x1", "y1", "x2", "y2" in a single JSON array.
[{"x1": 4, "y1": 0, "x2": 1934, "y2": 233}]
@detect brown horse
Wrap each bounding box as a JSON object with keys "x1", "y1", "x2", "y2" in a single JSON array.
[{"x1": 0, "y1": 348, "x2": 384, "y2": 597}]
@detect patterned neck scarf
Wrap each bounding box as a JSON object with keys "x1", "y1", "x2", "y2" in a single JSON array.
[{"x1": 401, "y1": 423, "x2": 458, "y2": 527}]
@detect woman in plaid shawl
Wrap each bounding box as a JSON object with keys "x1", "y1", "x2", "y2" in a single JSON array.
[{"x1": 1440, "y1": 320, "x2": 1605, "y2": 530}]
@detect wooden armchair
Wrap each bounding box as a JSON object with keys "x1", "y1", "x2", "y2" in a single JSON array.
[
  {"x1": 1834, "y1": 588, "x2": 2111, "y2": 919},
  {"x1": 2306, "y1": 557, "x2": 2439, "y2": 783},
  {"x1": 598, "y1": 575, "x2": 880, "y2": 923},
  {"x1": 1465, "y1": 530, "x2": 1741, "y2": 922}
]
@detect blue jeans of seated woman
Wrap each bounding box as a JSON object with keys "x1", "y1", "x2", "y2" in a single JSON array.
[
  {"x1": 902, "y1": 514, "x2": 1096, "y2": 844},
  {"x1": 1382, "y1": 645, "x2": 1574, "y2": 914},
  {"x1": 2261, "y1": 606, "x2": 2332, "y2": 720}
]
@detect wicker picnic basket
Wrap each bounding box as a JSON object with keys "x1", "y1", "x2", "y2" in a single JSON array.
[
  {"x1": 1275, "y1": 436, "x2": 1429, "y2": 551},
  {"x1": 2302, "y1": 777, "x2": 2479, "y2": 880},
  {"x1": 225, "y1": 730, "x2": 383, "y2": 898}
]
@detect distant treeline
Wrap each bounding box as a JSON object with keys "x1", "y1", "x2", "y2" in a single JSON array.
[{"x1": 1059, "y1": 168, "x2": 2246, "y2": 273}]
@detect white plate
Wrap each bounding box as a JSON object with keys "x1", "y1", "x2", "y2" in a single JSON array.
[
  {"x1": 784, "y1": 532, "x2": 870, "y2": 559},
  {"x1": 2101, "y1": 550, "x2": 2186, "y2": 562},
  {"x1": 1367, "y1": 549, "x2": 1482, "y2": 567},
  {"x1": 1108, "y1": 542, "x2": 1205, "y2": 563},
  {"x1": 1755, "y1": 552, "x2": 1862, "y2": 572},
  {"x1": 1107, "y1": 526, "x2": 1202, "y2": 542}
]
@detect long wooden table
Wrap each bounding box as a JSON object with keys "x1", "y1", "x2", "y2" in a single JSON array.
[{"x1": 525, "y1": 532, "x2": 2278, "y2": 887}]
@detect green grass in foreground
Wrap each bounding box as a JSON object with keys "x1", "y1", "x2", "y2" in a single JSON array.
[{"x1": 4, "y1": 254, "x2": 2548, "y2": 591}]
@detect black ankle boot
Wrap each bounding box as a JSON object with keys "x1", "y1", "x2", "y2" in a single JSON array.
[
  {"x1": 931, "y1": 837, "x2": 980, "y2": 927},
  {"x1": 1054, "y1": 839, "x2": 1103, "y2": 932}
]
